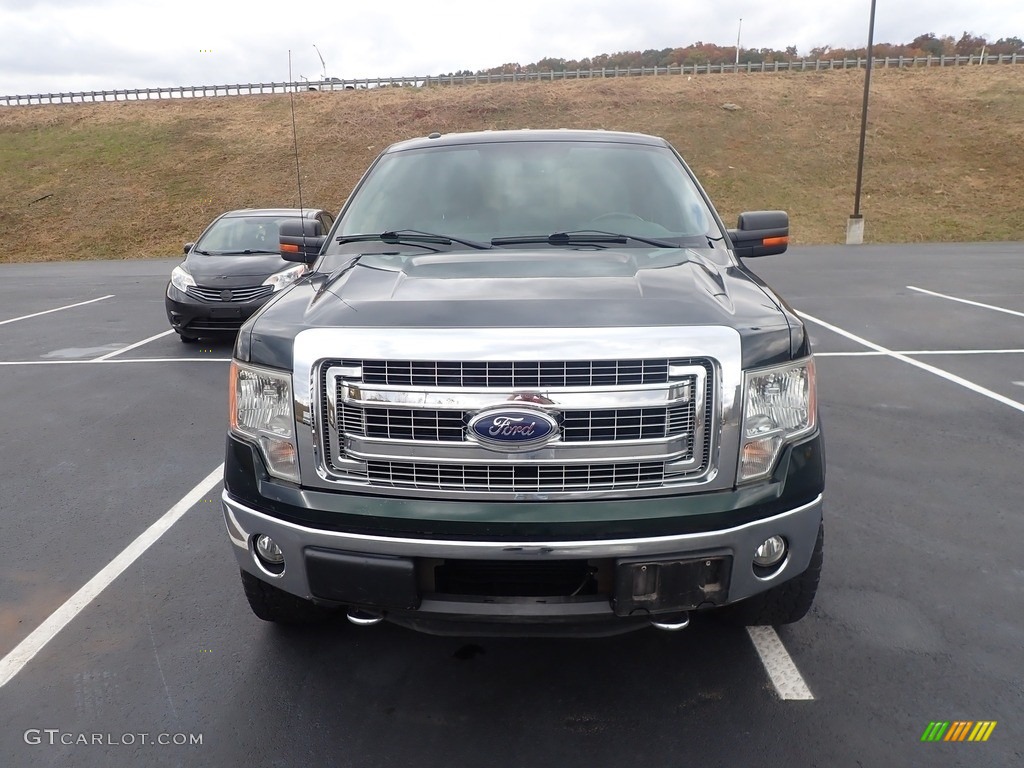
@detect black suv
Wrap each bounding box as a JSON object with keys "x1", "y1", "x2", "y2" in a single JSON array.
[{"x1": 165, "y1": 208, "x2": 333, "y2": 342}]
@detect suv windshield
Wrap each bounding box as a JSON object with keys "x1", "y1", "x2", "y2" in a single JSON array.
[
  {"x1": 196, "y1": 216, "x2": 298, "y2": 255},
  {"x1": 332, "y1": 140, "x2": 721, "y2": 253}
]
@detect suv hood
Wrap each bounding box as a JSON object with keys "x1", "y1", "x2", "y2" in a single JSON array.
[{"x1": 185, "y1": 252, "x2": 291, "y2": 287}]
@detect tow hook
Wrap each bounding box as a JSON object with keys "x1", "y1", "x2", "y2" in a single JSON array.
[
  {"x1": 347, "y1": 609, "x2": 384, "y2": 627},
  {"x1": 650, "y1": 612, "x2": 690, "y2": 631}
]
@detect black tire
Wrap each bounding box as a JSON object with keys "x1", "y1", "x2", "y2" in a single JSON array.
[
  {"x1": 177, "y1": 331, "x2": 200, "y2": 344},
  {"x1": 715, "y1": 522, "x2": 824, "y2": 626},
  {"x1": 240, "y1": 569, "x2": 334, "y2": 624}
]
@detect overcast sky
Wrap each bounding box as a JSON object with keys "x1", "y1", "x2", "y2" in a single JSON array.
[{"x1": 0, "y1": 0, "x2": 1021, "y2": 95}]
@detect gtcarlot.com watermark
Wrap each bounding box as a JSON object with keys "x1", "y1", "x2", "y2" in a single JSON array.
[{"x1": 25, "y1": 729, "x2": 203, "y2": 746}]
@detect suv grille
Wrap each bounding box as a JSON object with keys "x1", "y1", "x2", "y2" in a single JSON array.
[{"x1": 186, "y1": 285, "x2": 273, "y2": 303}]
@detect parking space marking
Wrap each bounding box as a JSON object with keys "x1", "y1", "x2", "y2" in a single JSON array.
[
  {"x1": 0, "y1": 295, "x2": 114, "y2": 326},
  {"x1": 92, "y1": 329, "x2": 175, "y2": 361},
  {"x1": 0, "y1": 358, "x2": 231, "y2": 366},
  {"x1": 817, "y1": 349, "x2": 1024, "y2": 357},
  {"x1": 799, "y1": 312, "x2": 1024, "y2": 415},
  {"x1": 0, "y1": 463, "x2": 224, "y2": 690},
  {"x1": 746, "y1": 626, "x2": 814, "y2": 700},
  {"x1": 908, "y1": 285, "x2": 1024, "y2": 319}
]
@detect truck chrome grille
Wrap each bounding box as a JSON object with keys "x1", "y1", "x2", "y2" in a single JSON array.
[
  {"x1": 360, "y1": 407, "x2": 466, "y2": 442},
  {"x1": 318, "y1": 357, "x2": 714, "y2": 496},
  {"x1": 340, "y1": 403, "x2": 694, "y2": 444},
  {"x1": 359, "y1": 359, "x2": 671, "y2": 388},
  {"x1": 365, "y1": 461, "x2": 666, "y2": 492},
  {"x1": 560, "y1": 406, "x2": 693, "y2": 442}
]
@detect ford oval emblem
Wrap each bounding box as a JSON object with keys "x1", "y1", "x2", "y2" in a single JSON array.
[{"x1": 468, "y1": 408, "x2": 559, "y2": 451}]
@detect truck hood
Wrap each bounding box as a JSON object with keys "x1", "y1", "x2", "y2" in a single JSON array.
[{"x1": 240, "y1": 248, "x2": 798, "y2": 369}]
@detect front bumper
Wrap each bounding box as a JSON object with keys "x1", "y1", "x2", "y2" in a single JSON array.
[
  {"x1": 222, "y1": 428, "x2": 824, "y2": 634},
  {"x1": 165, "y1": 284, "x2": 270, "y2": 337}
]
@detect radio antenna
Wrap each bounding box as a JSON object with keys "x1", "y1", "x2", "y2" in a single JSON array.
[
  {"x1": 288, "y1": 51, "x2": 304, "y2": 212},
  {"x1": 288, "y1": 51, "x2": 307, "y2": 253}
]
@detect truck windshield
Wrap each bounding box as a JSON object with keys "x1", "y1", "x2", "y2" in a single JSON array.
[{"x1": 332, "y1": 140, "x2": 721, "y2": 251}]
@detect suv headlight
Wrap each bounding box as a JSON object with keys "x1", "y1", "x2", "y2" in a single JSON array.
[
  {"x1": 229, "y1": 361, "x2": 299, "y2": 483},
  {"x1": 262, "y1": 264, "x2": 309, "y2": 292},
  {"x1": 170, "y1": 264, "x2": 195, "y2": 293},
  {"x1": 739, "y1": 357, "x2": 816, "y2": 482}
]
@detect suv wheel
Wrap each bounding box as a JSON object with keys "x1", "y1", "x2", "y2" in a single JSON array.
[
  {"x1": 240, "y1": 569, "x2": 334, "y2": 624},
  {"x1": 177, "y1": 331, "x2": 200, "y2": 344},
  {"x1": 716, "y1": 522, "x2": 823, "y2": 626}
]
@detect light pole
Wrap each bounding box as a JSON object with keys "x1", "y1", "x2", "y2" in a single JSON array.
[
  {"x1": 847, "y1": 0, "x2": 877, "y2": 244},
  {"x1": 735, "y1": 18, "x2": 743, "y2": 67}
]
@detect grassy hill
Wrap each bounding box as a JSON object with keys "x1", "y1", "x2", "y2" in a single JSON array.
[{"x1": 0, "y1": 65, "x2": 1021, "y2": 262}]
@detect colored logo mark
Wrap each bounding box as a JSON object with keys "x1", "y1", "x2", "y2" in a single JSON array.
[{"x1": 921, "y1": 721, "x2": 997, "y2": 742}]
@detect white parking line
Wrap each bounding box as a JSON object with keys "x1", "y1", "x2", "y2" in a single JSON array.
[
  {"x1": 0, "y1": 464, "x2": 224, "y2": 690},
  {"x1": 747, "y1": 626, "x2": 814, "y2": 700},
  {"x1": 0, "y1": 295, "x2": 114, "y2": 326},
  {"x1": 799, "y1": 312, "x2": 1024, "y2": 415},
  {"x1": 0, "y1": 358, "x2": 231, "y2": 366},
  {"x1": 6, "y1": 349, "x2": 1021, "y2": 365},
  {"x1": 908, "y1": 285, "x2": 1024, "y2": 319},
  {"x1": 92, "y1": 329, "x2": 175, "y2": 361},
  {"x1": 816, "y1": 348, "x2": 1024, "y2": 357}
]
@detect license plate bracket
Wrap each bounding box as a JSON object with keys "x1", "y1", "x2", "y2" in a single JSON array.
[
  {"x1": 210, "y1": 307, "x2": 243, "y2": 319},
  {"x1": 612, "y1": 554, "x2": 731, "y2": 616}
]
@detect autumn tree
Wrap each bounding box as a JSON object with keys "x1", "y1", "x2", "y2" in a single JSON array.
[
  {"x1": 449, "y1": 31, "x2": 1021, "y2": 78},
  {"x1": 955, "y1": 32, "x2": 989, "y2": 55}
]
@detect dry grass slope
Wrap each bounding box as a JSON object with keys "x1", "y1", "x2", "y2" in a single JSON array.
[{"x1": 0, "y1": 66, "x2": 1022, "y2": 262}]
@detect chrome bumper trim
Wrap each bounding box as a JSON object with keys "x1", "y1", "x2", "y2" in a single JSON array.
[{"x1": 223, "y1": 491, "x2": 822, "y2": 608}]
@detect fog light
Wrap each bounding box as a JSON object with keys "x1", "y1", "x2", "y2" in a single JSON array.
[
  {"x1": 753, "y1": 535, "x2": 787, "y2": 567},
  {"x1": 255, "y1": 534, "x2": 284, "y2": 565}
]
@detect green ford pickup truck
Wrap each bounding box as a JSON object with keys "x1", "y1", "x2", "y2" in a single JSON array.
[{"x1": 222, "y1": 129, "x2": 824, "y2": 637}]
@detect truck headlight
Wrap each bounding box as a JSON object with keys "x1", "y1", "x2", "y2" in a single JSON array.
[
  {"x1": 262, "y1": 264, "x2": 308, "y2": 292},
  {"x1": 739, "y1": 358, "x2": 816, "y2": 482},
  {"x1": 229, "y1": 361, "x2": 299, "y2": 483}
]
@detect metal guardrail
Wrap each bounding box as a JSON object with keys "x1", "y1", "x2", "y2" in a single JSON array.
[{"x1": 2, "y1": 54, "x2": 1020, "y2": 106}]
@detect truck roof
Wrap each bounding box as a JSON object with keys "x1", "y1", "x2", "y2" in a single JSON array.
[{"x1": 384, "y1": 128, "x2": 670, "y2": 153}]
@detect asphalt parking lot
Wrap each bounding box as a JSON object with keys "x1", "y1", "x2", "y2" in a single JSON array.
[{"x1": 0, "y1": 243, "x2": 1021, "y2": 767}]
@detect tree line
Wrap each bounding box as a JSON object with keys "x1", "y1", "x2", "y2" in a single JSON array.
[{"x1": 440, "y1": 32, "x2": 1024, "y2": 77}]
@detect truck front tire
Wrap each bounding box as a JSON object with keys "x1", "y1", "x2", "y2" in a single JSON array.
[{"x1": 240, "y1": 569, "x2": 334, "y2": 624}]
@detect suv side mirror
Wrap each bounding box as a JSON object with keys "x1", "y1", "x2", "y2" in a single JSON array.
[
  {"x1": 183, "y1": 242, "x2": 194, "y2": 254},
  {"x1": 727, "y1": 211, "x2": 789, "y2": 258},
  {"x1": 280, "y1": 220, "x2": 327, "y2": 264}
]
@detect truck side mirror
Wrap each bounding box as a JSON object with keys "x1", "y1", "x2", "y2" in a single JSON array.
[
  {"x1": 727, "y1": 211, "x2": 789, "y2": 258},
  {"x1": 280, "y1": 220, "x2": 327, "y2": 265}
]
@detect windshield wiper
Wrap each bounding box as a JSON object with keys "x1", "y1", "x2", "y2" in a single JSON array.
[
  {"x1": 491, "y1": 230, "x2": 680, "y2": 248},
  {"x1": 336, "y1": 230, "x2": 491, "y2": 250},
  {"x1": 212, "y1": 249, "x2": 280, "y2": 255}
]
